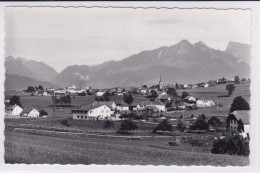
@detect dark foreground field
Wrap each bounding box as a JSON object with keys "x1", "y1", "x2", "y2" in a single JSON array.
[{"x1": 5, "y1": 131, "x2": 249, "y2": 166}]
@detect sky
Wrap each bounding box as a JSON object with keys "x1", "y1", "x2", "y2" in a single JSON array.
[{"x1": 5, "y1": 7, "x2": 251, "y2": 72}]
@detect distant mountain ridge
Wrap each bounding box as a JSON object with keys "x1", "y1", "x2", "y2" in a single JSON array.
[
  {"x1": 225, "y1": 41, "x2": 251, "y2": 63},
  {"x1": 52, "y1": 40, "x2": 250, "y2": 88},
  {"x1": 5, "y1": 56, "x2": 58, "y2": 82},
  {"x1": 5, "y1": 40, "x2": 251, "y2": 90}
]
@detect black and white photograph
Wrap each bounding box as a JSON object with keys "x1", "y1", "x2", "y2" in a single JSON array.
[{"x1": 2, "y1": 5, "x2": 256, "y2": 167}]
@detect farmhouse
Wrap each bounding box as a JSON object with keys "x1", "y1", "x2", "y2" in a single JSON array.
[
  {"x1": 147, "y1": 100, "x2": 166, "y2": 112},
  {"x1": 156, "y1": 93, "x2": 171, "y2": 103},
  {"x1": 5, "y1": 104, "x2": 23, "y2": 116},
  {"x1": 196, "y1": 99, "x2": 215, "y2": 107},
  {"x1": 93, "y1": 101, "x2": 116, "y2": 111},
  {"x1": 72, "y1": 104, "x2": 112, "y2": 121},
  {"x1": 115, "y1": 102, "x2": 129, "y2": 112},
  {"x1": 22, "y1": 108, "x2": 40, "y2": 118},
  {"x1": 227, "y1": 110, "x2": 250, "y2": 137},
  {"x1": 184, "y1": 96, "x2": 196, "y2": 103},
  {"x1": 96, "y1": 90, "x2": 105, "y2": 96}
]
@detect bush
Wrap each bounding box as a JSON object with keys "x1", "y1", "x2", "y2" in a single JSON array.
[
  {"x1": 211, "y1": 132, "x2": 249, "y2": 156},
  {"x1": 153, "y1": 119, "x2": 172, "y2": 133},
  {"x1": 39, "y1": 110, "x2": 48, "y2": 117},
  {"x1": 61, "y1": 119, "x2": 70, "y2": 126},
  {"x1": 190, "y1": 119, "x2": 209, "y2": 130},
  {"x1": 104, "y1": 119, "x2": 114, "y2": 129},
  {"x1": 226, "y1": 84, "x2": 236, "y2": 96},
  {"x1": 119, "y1": 119, "x2": 138, "y2": 131}
]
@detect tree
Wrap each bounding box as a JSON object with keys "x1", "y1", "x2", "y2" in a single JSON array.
[
  {"x1": 175, "y1": 83, "x2": 179, "y2": 90},
  {"x1": 38, "y1": 85, "x2": 44, "y2": 90},
  {"x1": 199, "y1": 114, "x2": 206, "y2": 120},
  {"x1": 177, "y1": 119, "x2": 186, "y2": 132},
  {"x1": 39, "y1": 110, "x2": 48, "y2": 117},
  {"x1": 142, "y1": 85, "x2": 148, "y2": 89},
  {"x1": 167, "y1": 87, "x2": 177, "y2": 97},
  {"x1": 119, "y1": 119, "x2": 138, "y2": 131},
  {"x1": 59, "y1": 95, "x2": 71, "y2": 105},
  {"x1": 26, "y1": 86, "x2": 35, "y2": 92},
  {"x1": 123, "y1": 93, "x2": 133, "y2": 105},
  {"x1": 234, "y1": 76, "x2": 240, "y2": 84},
  {"x1": 103, "y1": 93, "x2": 110, "y2": 101},
  {"x1": 153, "y1": 119, "x2": 172, "y2": 133},
  {"x1": 150, "y1": 90, "x2": 158, "y2": 100},
  {"x1": 190, "y1": 119, "x2": 209, "y2": 130},
  {"x1": 230, "y1": 96, "x2": 250, "y2": 113},
  {"x1": 9, "y1": 95, "x2": 22, "y2": 108},
  {"x1": 226, "y1": 84, "x2": 236, "y2": 96},
  {"x1": 181, "y1": 91, "x2": 189, "y2": 100},
  {"x1": 208, "y1": 116, "x2": 221, "y2": 127},
  {"x1": 211, "y1": 131, "x2": 249, "y2": 156},
  {"x1": 190, "y1": 114, "x2": 194, "y2": 118}
]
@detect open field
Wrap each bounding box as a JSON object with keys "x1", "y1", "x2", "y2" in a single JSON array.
[
  {"x1": 176, "y1": 82, "x2": 250, "y2": 118},
  {"x1": 5, "y1": 131, "x2": 249, "y2": 166}
]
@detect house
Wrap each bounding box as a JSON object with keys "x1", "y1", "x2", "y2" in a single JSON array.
[
  {"x1": 196, "y1": 99, "x2": 215, "y2": 107},
  {"x1": 227, "y1": 110, "x2": 250, "y2": 138},
  {"x1": 147, "y1": 100, "x2": 166, "y2": 112},
  {"x1": 177, "y1": 102, "x2": 186, "y2": 110},
  {"x1": 116, "y1": 102, "x2": 129, "y2": 112},
  {"x1": 184, "y1": 96, "x2": 196, "y2": 103},
  {"x1": 96, "y1": 91, "x2": 105, "y2": 96},
  {"x1": 5, "y1": 104, "x2": 23, "y2": 116},
  {"x1": 156, "y1": 93, "x2": 171, "y2": 103},
  {"x1": 140, "y1": 89, "x2": 148, "y2": 95},
  {"x1": 93, "y1": 101, "x2": 116, "y2": 111},
  {"x1": 22, "y1": 108, "x2": 40, "y2": 118},
  {"x1": 72, "y1": 104, "x2": 112, "y2": 121},
  {"x1": 204, "y1": 83, "x2": 209, "y2": 88}
]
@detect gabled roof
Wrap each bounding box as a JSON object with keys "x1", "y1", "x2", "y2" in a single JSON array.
[
  {"x1": 22, "y1": 108, "x2": 38, "y2": 114},
  {"x1": 157, "y1": 93, "x2": 170, "y2": 100},
  {"x1": 230, "y1": 110, "x2": 250, "y2": 124},
  {"x1": 5, "y1": 104, "x2": 22, "y2": 111},
  {"x1": 185, "y1": 96, "x2": 196, "y2": 100},
  {"x1": 76, "y1": 103, "x2": 111, "y2": 111},
  {"x1": 151, "y1": 100, "x2": 165, "y2": 106}
]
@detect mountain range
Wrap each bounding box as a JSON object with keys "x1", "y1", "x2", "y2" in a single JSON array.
[{"x1": 5, "y1": 40, "x2": 251, "y2": 90}]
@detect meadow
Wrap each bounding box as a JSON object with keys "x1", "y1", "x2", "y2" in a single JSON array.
[{"x1": 5, "y1": 131, "x2": 249, "y2": 166}]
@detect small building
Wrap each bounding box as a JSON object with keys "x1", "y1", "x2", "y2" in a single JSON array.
[
  {"x1": 116, "y1": 102, "x2": 129, "y2": 112},
  {"x1": 227, "y1": 110, "x2": 250, "y2": 138},
  {"x1": 156, "y1": 93, "x2": 171, "y2": 103},
  {"x1": 140, "y1": 89, "x2": 148, "y2": 95},
  {"x1": 147, "y1": 100, "x2": 166, "y2": 112},
  {"x1": 22, "y1": 108, "x2": 40, "y2": 118},
  {"x1": 72, "y1": 104, "x2": 112, "y2": 121},
  {"x1": 204, "y1": 83, "x2": 209, "y2": 88},
  {"x1": 5, "y1": 104, "x2": 23, "y2": 116},
  {"x1": 184, "y1": 96, "x2": 196, "y2": 103},
  {"x1": 196, "y1": 99, "x2": 215, "y2": 107},
  {"x1": 96, "y1": 91, "x2": 105, "y2": 96}
]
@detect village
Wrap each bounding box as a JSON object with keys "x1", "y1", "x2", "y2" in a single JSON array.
[{"x1": 5, "y1": 75, "x2": 250, "y2": 152}]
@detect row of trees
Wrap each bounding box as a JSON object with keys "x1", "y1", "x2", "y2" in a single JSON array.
[{"x1": 25, "y1": 85, "x2": 44, "y2": 92}]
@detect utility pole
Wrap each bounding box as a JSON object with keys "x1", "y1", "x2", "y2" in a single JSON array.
[{"x1": 52, "y1": 92, "x2": 56, "y2": 119}]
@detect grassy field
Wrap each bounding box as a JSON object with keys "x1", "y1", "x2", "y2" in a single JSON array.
[
  {"x1": 5, "y1": 131, "x2": 249, "y2": 166},
  {"x1": 176, "y1": 81, "x2": 250, "y2": 118}
]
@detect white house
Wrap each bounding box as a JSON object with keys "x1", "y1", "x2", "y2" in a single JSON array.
[
  {"x1": 96, "y1": 91, "x2": 105, "y2": 96},
  {"x1": 184, "y1": 96, "x2": 197, "y2": 103},
  {"x1": 116, "y1": 102, "x2": 129, "y2": 112},
  {"x1": 22, "y1": 108, "x2": 40, "y2": 118},
  {"x1": 72, "y1": 104, "x2": 112, "y2": 121},
  {"x1": 140, "y1": 89, "x2": 148, "y2": 95},
  {"x1": 204, "y1": 83, "x2": 209, "y2": 88},
  {"x1": 5, "y1": 104, "x2": 23, "y2": 116},
  {"x1": 147, "y1": 100, "x2": 166, "y2": 112},
  {"x1": 196, "y1": 99, "x2": 215, "y2": 107}
]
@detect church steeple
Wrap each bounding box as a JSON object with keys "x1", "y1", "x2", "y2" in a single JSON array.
[{"x1": 159, "y1": 73, "x2": 163, "y2": 91}]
